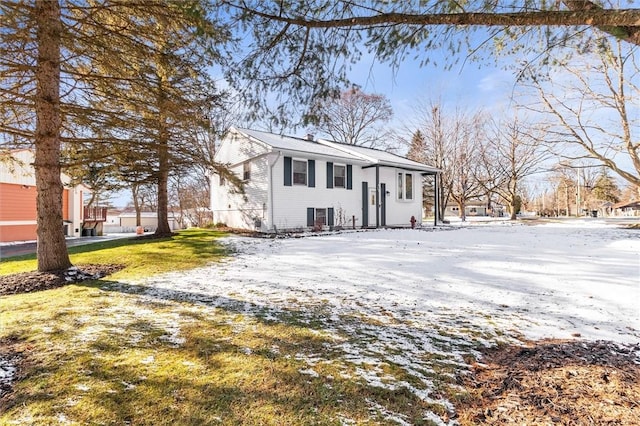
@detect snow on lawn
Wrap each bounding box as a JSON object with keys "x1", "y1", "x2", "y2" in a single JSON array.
[
  {"x1": 107, "y1": 219, "x2": 639, "y2": 424},
  {"x1": 138, "y1": 219, "x2": 638, "y2": 345}
]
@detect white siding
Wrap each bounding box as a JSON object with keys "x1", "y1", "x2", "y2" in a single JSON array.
[
  {"x1": 0, "y1": 150, "x2": 36, "y2": 185},
  {"x1": 379, "y1": 168, "x2": 423, "y2": 226},
  {"x1": 210, "y1": 128, "x2": 432, "y2": 232},
  {"x1": 215, "y1": 131, "x2": 269, "y2": 165},
  {"x1": 270, "y1": 157, "x2": 364, "y2": 231},
  {"x1": 211, "y1": 132, "x2": 270, "y2": 229}
]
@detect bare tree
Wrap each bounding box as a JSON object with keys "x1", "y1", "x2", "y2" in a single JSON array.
[
  {"x1": 403, "y1": 100, "x2": 485, "y2": 221},
  {"x1": 219, "y1": 1, "x2": 640, "y2": 127},
  {"x1": 478, "y1": 115, "x2": 549, "y2": 220},
  {"x1": 170, "y1": 173, "x2": 212, "y2": 228},
  {"x1": 447, "y1": 112, "x2": 486, "y2": 222},
  {"x1": 310, "y1": 87, "x2": 393, "y2": 148},
  {"x1": 524, "y1": 36, "x2": 639, "y2": 192}
]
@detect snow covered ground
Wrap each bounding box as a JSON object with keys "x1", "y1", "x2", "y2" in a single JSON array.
[
  {"x1": 107, "y1": 219, "x2": 638, "y2": 425},
  {"x1": 135, "y1": 219, "x2": 639, "y2": 345}
]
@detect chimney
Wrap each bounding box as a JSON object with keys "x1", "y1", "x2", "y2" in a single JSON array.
[{"x1": 305, "y1": 134, "x2": 314, "y2": 141}]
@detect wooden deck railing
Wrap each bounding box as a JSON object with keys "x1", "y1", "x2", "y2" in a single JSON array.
[{"x1": 84, "y1": 206, "x2": 107, "y2": 222}]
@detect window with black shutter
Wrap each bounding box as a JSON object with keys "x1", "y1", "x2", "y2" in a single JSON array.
[{"x1": 326, "y1": 162, "x2": 333, "y2": 188}]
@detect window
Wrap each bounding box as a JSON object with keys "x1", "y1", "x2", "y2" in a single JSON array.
[
  {"x1": 243, "y1": 162, "x2": 251, "y2": 181},
  {"x1": 397, "y1": 172, "x2": 414, "y2": 200},
  {"x1": 306, "y1": 207, "x2": 334, "y2": 228},
  {"x1": 405, "y1": 174, "x2": 413, "y2": 200},
  {"x1": 285, "y1": 157, "x2": 314, "y2": 187},
  {"x1": 315, "y1": 208, "x2": 327, "y2": 225},
  {"x1": 334, "y1": 165, "x2": 346, "y2": 188},
  {"x1": 327, "y1": 162, "x2": 352, "y2": 189},
  {"x1": 293, "y1": 160, "x2": 307, "y2": 185}
]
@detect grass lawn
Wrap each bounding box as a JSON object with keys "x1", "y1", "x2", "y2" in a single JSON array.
[
  {"x1": 0, "y1": 229, "x2": 459, "y2": 425},
  {"x1": 0, "y1": 229, "x2": 229, "y2": 279}
]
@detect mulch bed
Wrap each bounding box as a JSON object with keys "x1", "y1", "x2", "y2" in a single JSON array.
[
  {"x1": 454, "y1": 339, "x2": 640, "y2": 425},
  {"x1": 0, "y1": 264, "x2": 124, "y2": 297}
]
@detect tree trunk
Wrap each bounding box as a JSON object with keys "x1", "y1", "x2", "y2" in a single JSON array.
[
  {"x1": 458, "y1": 201, "x2": 466, "y2": 222},
  {"x1": 34, "y1": 0, "x2": 72, "y2": 272},
  {"x1": 154, "y1": 99, "x2": 171, "y2": 236},
  {"x1": 509, "y1": 202, "x2": 518, "y2": 220},
  {"x1": 153, "y1": 41, "x2": 172, "y2": 237},
  {"x1": 155, "y1": 157, "x2": 172, "y2": 236},
  {"x1": 132, "y1": 183, "x2": 141, "y2": 227}
]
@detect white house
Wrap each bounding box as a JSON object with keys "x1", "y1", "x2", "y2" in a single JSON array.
[
  {"x1": 445, "y1": 199, "x2": 505, "y2": 218},
  {"x1": 103, "y1": 209, "x2": 180, "y2": 233},
  {"x1": 210, "y1": 127, "x2": 440, "y2": 232}
]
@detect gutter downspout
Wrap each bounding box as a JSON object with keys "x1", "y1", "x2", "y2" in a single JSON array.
[{"x1": 267, "y1": 151, "x2": 281, "y2": 232}]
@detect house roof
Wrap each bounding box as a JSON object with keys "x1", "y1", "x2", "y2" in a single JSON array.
[
  {"x1": 234, "y1": 127, "x2": 439, "y2": 173},
  {"x1": 318, "y1": 139, "x2": 439, "y2": 173},
  {"x1": 613, "y1": 200, "x2": 640, "y2": 209},
  {"x1": 237, "y1": 128, "x2": 366, "y2": 163}
]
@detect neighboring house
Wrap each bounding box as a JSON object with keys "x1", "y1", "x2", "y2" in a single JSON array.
[
  {"x1": 103, "y1": 209, "x2": 179, "y2": 233},
  {"x1": 210, "y1": 127, "x2": 440, "y2": 232},
  {"x1": 612, "y1": 200, "x2": 640, "y2": 216},
  {"x1": 0, "y1": 149, "x2": 91, "y2": 243},
  {"x1": 445, "y1": 200, "x2": 505, "y2": 218}
]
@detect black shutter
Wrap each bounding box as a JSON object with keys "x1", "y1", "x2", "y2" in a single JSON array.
[
  {"x1": 284, "y1": 156, "x2": 292, "y2": 186},
  {"x1": 326, "y1": 162, "x2": 333, "y2": 188},
  {"x1": 362, "y1": 182, "x2": 368, "y2": 227},
  {"x1": 328, "y1": 208, "x2": 334, "y2": 227},
  {"x1": 306, "y1": 208, "x2": 314, "y2": 226},
  {"x1": 308, "y1": 159, "x2": 315, "y2": 187},
  {"x1": 346, "y1": 164, "x2": 353, "y2": 190}
]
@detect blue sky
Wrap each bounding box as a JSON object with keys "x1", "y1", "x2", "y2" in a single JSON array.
[{"x1": 349, "y1": 55, "x2": 515, "y2": 129}]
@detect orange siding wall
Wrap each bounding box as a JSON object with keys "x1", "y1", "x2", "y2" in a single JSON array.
[
  {"x1": 0, "y1": 224, "x2": 37, "y2": 243},
  {"x1": 0, "y1": 183, "x2": 37, "y2": 221},
  {"x1": 63, "y1": 188, "x2": 69, "y2": 220}
]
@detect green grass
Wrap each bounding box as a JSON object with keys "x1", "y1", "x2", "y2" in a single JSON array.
[
  {"x1": 0, "y1": 228, "x2": 470, "y2": 425},
  {"x1": 0, "y1": 285, "x2": 440, "y2": 425},
  {"x1": 0, "y1": 228, "x2": 229, "y2": 279}
]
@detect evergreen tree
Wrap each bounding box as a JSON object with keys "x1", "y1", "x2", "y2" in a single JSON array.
[
  {"x1": 0, "y1": 0, "x2": 227, "y2": 270},
  {"x1": 592, "y1": 172, "x2": 621, "y2": 203}
]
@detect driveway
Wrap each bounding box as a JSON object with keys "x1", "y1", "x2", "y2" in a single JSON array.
[{"x1": 0, "y1": 233, "x2": 137, "y2": 259}]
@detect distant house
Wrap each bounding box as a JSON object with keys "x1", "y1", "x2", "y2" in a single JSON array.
[
  {"x1": 210, "y1": 127, "x2": 440, "y2": 232},
  {"x1": 0, "y1": 149, "x2": 92, "y2": 242},
  {"x1": 103, "y1": 209, "x2": 179, "y2": 233},
  {"x1": 445, "y1": 200, "x2": 505, "y2": 218},
  {"x1": 612, "y1": 200, "x2": 640, "y2": 216}
]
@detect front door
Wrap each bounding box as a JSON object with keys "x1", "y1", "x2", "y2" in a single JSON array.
[
  {"x1": 380, "y1": 183, "x2": 386, "y2": 226},
  {"x1": 368, "y1": 188, "x2": 377, "y2": 227}
]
